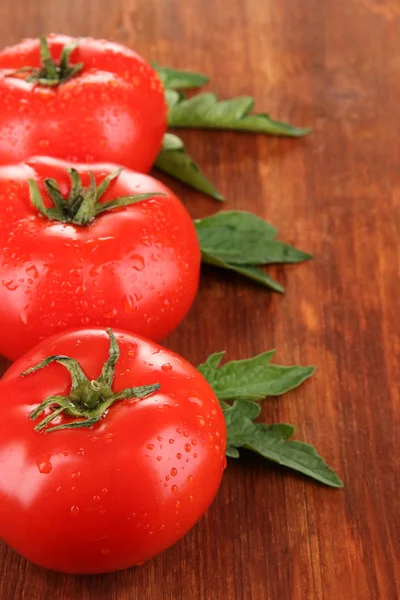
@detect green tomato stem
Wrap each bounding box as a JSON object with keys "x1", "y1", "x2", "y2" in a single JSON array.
[
  {"x1": 22, "y1": 329, "x2": 160, "y2": 433},
  {"x1": 28, "y1": 167, "x2": 163, "y2": 226}
]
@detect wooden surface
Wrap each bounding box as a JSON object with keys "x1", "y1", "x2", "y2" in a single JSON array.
[{"x1": 0, "y1": 0, "x2": 399, "y2": 598}]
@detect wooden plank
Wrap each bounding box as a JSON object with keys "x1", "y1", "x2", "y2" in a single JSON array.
[{"x1": 0, "y1": 0, "x2": 399, "y2": 598}]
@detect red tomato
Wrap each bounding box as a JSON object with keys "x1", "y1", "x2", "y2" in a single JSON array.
[
  {"x1": 0, "y1": 328, "x2": 226, "y2": 574},
  {"x1": 0, "y1": 156, "x2": 200, "y2": 360},
  {"x1": 0, "y1": 34, "x2": 166, "y2": 172}
]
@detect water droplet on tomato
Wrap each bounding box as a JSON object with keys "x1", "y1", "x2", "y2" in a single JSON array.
[
  {"x1": 175, "y1": 500, "x2": 181, "y2": 509},
  {"x1": 36, "y1": 455, "x2": 52, "y2": 474},
  {"x1": 156, "y1": 456, "x2": 162, "y2": 461},
  {"x1": 183, "y1": 431, "x2": 189, "y2": 438},
  {"x1": 72, "y1": 471, "x2": 81, "y2": 479},
  {"x1": 169, "y1": 439, "x2": 175, "y2": 444},
  {"x1": 176, "y1": 453, "x2": 182, "y2": 460},
  {"x1": 193, "y1": 453, "x2": 198, "y2": 459},
  {"x1": 71, "y1": 505, "x2": 79, "y2": 516},
  {"x1": 131, "y1": 256, "x2": 145, "y2": 271},
  {"x1": 4, "y1": 280, "x2": 17, "y2": 291},
  {"x1": 161, "y1": 363, "x2": 172, "y2": 372},
  {"x1": 123, "y1": 294, "x2": 134, "y2": 314},
  {"x1": 171, "y1": 485, "x2": 178, "y2": 494},
  {"x1": 189, "y1": 397, "x2": 203, "y2": 407},
  {"x1": 170, "y1": 468, "x2": 178, "y2": 477},
  {"x1": 146, "y1": 443, "x2": 155, "y2": 450},
  {"x1": 103, "y1": 308, "x2": 118, "y2": 318},
  {"x1": 25, "y1": 265, "x2": 39, "y2": 279},
  {"x1": 184, "y1": 444, "x2": 191, "y2": 453},
  {"x1": 189, "y1": 495, "x2": 194, "y2": 502},
  {"x1": 187, "y1": 475, "x2": 193, "y2": 483},
  {"x1": 101, "y1": 547, "x2": 111, "y2": 556}
]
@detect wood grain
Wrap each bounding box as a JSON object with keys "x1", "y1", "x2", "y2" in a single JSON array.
[{"x1": 0, "y1": 0, "x2": 399, "y2": 598}]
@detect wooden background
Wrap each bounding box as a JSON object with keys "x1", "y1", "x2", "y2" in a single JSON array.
[{"x1": 0, "y1": 0, "x2": 399, "y2": 598}]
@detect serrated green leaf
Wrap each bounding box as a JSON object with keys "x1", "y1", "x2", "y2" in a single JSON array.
[
  {"x1": 197, "y1": 352, "x2": 225, "y2": 382},
  {"x1": 196, "y1": 210, "x2": 311, "y2": 291},
  {"x1": 198, "y1": 349, "x2": 315, "y2": 401},
  {"x1": 168, "y1": 93, "x2": 311, "y2": 137},
  {"x1": 195, "y1": 211, "x2": 311, "y2": 265},
  {"x1": 226, "y1": 446, "x2": 240, "y2": 458},
  {"x1": 153, "y1": 63, "x2": 209, "y2": 90},
  {"x1": 227, "y1": 264, "x2": 285, "y2": 293},
  {"x1": 160, "y1": 133, "x2": 184, "y2": 151},
  {"x1": 201, "y1": 251, "x2": 284, "y2": 292},
  {"x1": 225, "y1": 400, "x2": 343, "y2": 488},
  {"x1": 154, "y1": 134, "x2": 223, "y2": 201}
]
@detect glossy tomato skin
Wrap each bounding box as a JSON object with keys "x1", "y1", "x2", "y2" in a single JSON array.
[
  {"x1": 0, "y1": 34, "x2": 166, "y2": 172},
  {"x1": 0, "y1": 157, "x2": 200, "y2": 360},
  {"x1": 0, "y1": 328, "x2": 227, "y2": 574}
]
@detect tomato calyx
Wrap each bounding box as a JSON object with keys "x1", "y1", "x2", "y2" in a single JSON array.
[
  {"x1": 8, "y1": 36, "x2": 84, "y2": 86},
  {"x1": 28, "y1": 167, "x2": 163, "y2": 226},
  {"x1": 22, "y1": 329, "x2": 160, "y2": 433}
]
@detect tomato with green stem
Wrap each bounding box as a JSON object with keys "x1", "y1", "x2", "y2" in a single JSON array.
[
  {"x1": 0, "y1": 34, "x2": 166, "y2": 172},
  {"x1": 0, "y1": 328, "x2": 226, "y2": 574},
  {"x1": 0, "y1": 156, "x2": 200, "y2": 360}
]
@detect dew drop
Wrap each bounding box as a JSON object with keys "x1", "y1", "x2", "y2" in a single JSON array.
[
  {"x1": 123, "y1": 294, "x2": 134, "y2": 314},
  {"x1": 170, "y1": 467, "x2": 178, "y2": 477},
  {"x1": 146, "y1": 443, "x2": 155, "y2": 450},
  {"x1": 187, "y1": 475, "x2": 193, "y2": 483},
  {"x1": 184, "y1": 444, "x2": 191, "y2": 453},
  {"x1": 36, "y1": 454, "x2": 52, "y2": 474},
  {"x1": 25, "y1": 265, "x2": 39, "y2": 279},
  {"x1": 71, "y1": 505, "x2": 79, "y2": 516},
  {"x1": 161, "y1": 363, "x2": 172, "y2": 372},
  {"x1": 131, "y1": 256, "x2": 145, "y2": 271},
  {"x1": 189, "y1": 396, "x2": 203, "y2": 407},
  {"x1": 171, "y1": 485, "x2": 178, "y2": 494}
]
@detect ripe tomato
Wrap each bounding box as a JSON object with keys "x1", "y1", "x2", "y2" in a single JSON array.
[
  {"x1": 0, "y1": 34, "x2": 166, "y2": 172},
  {"x1": 0, "y1": 328, "x2": 226, "y2": 574},
  {"x1": 0, "y1": 156, "x2": 200, "y2": 360}
]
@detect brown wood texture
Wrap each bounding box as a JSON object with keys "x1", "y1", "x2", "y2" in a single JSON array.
[{"x1": 0, "y1": 0, "x2": 399, "y2": 598}]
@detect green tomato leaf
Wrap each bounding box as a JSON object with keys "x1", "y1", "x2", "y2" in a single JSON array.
[
  {"x1": 202, "y1": 252, "x2": 284, "y2": 293},
  {"x1": 154, "y1": 134, "x2": 223, "y2": 201},
  {"x1": 195, "y1": 211, "x2": 311, "y2": 265},
  {"x1": 168, "y1": 93, "x2": 311, "y2": 137},
  {"x1": 195, "y1": 211, "x2": 311, "y2": 291},
  {"x1": 198, "y1": 350, "x2": 315, "y2": 401},
  {"x1": 224, "y1": 400, "x2": 343, "y2": 488},
  {"x1": 153, "y1": 63, "x2": 209, "y2": 90}
]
